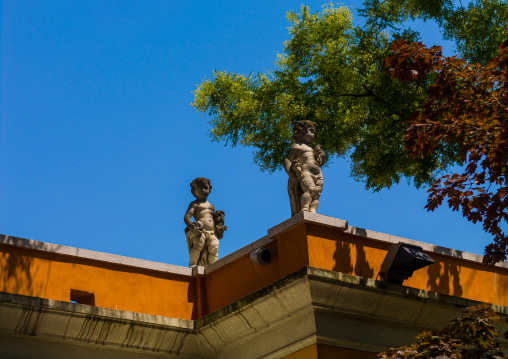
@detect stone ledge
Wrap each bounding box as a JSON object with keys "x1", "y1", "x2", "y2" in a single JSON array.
[
  {"x1": 0, "y1": 292, "x2": 198, "y2": 358},
  {"x1": 1, "y1": 267, "x2": 507, "y2": 358},
  {"x1": 3, "y1": 209, "x2": 507, "y2": 279},
  {"x1": 0, "y1": 233, "x2": 277, "y2": 277},
  {"x1": 200, "y1": 266, "x2": 508, "y2": 327},
  {"x1": 265, "y1": 213, "x2": 508, "y2": 269},
  {"x1": 204, "y1": 235, "x2": 274, "y2": 274},
  {"x1": 345, "y1": 226, "x2": 508, "y2": 269},
  {"x1": 197, "y1": 266, "x2": 508, "y2": 357},
  {"x1": 0, "y1": 291, "x2": 194, "y2": 329},
  {"x1": 267, "y1": 212, "x2": 348, "y2": 239},
  {"x1": 0, "y1": 234, "x2": 192, "y2": 276}
]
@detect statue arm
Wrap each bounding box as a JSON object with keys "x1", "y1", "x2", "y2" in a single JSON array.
[
  {"x1": 314, "y1": 144, "x2": 326, "y2": 167},
  {"x1": 284, "y1": 147, "x2": 296, "y2": 174},
  {"x1": 284, "y1": 157, "x2": 292, "y2": 174},
  {"x1": 212, "y1": 210, "x2": 227, "y2": 239},
  {"x1": 184, "y1": 204, "x2": 199, "y2": 231},
  {"x1": 285, "y1": 145, "x2": 301, "y2": 179}
]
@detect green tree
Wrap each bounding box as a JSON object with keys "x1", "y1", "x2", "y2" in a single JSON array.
[
  {"x1": 379, "y1": 303, "x2": 507, "y2": 358},
  {"x1": 360, "y1": 0, "x2": 508, "y2": 64},
  {"x1": 192, "y1": 2, "x2": 506, "y2": 191}
]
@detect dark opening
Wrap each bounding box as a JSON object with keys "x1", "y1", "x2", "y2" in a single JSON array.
[
  {"x1": 259, "y1": 249, "x2": 272, "y2": 263},
  {"x1": 70, "y1": 289, "x2": 95, "y2": 306}
]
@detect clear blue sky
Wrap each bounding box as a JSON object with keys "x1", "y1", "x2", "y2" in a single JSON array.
[{"x1": 1, "y1": 1, "x2": 490, "y2": 267}]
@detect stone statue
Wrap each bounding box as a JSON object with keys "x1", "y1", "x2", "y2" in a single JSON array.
[
  {"x1": 184, "y1": 177, "x2": 227, "y2": 267},
  {"x1": 284, "y1": 120, "x2": 326, "y2": 216}
]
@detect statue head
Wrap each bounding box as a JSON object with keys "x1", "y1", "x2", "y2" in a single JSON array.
[
  {"x1": 190, "y1": 177, "x2": 212, "y2": 199},
  {"x1": 292, "y1": 120, "x2": 316, "y2": 143}
]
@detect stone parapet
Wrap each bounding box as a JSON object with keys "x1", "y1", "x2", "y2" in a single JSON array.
[{"x1": 1, "y1": 212, "x2": 508, "y2": 321}]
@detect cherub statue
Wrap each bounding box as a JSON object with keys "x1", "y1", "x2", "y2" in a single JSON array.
[
  {"x1": 284, "y1": 120, "x2": 326, "y2": 216},
  {"x1": 184, "y1": 177, "x2": 227, "y2": 267}
]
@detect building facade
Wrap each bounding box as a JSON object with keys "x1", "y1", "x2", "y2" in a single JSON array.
[{"x1": 1, "y1": 212, "x2": 507, "y2": 358}]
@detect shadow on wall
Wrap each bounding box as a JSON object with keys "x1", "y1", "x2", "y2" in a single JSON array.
[
  {"x1": 332, "y1": 228, "x2": 464, "y2": 297},
  {"x1": 333, "y1": 228, "x2": 375, "y2": 279},
  {"x1": 426, "y1": 257, "x2": 463, "y2": 297},
  {"x1": 189, "y1": 276, "x2": 200, "y2": 319},
  {"x1": 0, "y1": 235, "x2": 48, "y2": 297}
]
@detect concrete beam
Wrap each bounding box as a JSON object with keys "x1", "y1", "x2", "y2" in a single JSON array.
[
  {"x1": 1, "y1": 267, "x2": 506, "y2": 358},
  {"x1": 0, "y1": 292, "x2": 199, "y2": 358}
]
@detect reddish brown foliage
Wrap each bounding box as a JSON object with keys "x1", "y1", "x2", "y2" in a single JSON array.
[
  {"x1": 385, "y1": 35, "x2": 508, "y2": 265},
  {"x1": 379, "y1": 303, "x2": 506, "y2": 358}
]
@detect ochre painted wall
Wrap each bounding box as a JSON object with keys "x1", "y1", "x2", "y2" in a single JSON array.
[
  {"x1": 283, "y1": 344, "x2": 318, "y2": 359},
  {"x1": 277, "y1": 223, "x2": 310, "y2": 277},
  {"x1": 303, "y1": 223, "x2": 508, "y2": 306},
  {"x1": 406, "y1": 253, "x2": 508, "y2": 306},
  {"x1": 0, "y1": 244, "x2": 197, "y2": 319},
  {"x1": 2, "y1": 220, "x2": 508, "y2": 320},
  {"x1": 205, "y1": 241, "x2": 280, "y2": 313},
  {"x1": 283, "y1": 344, "x2": 378, "y2": 359},
  {"x1": 306, "y1": 224, "x2": 390, "y2": 279}
]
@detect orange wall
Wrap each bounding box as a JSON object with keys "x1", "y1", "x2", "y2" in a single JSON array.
[
  {"x1": 205, "y1": 241, "x2": 280, "y2": 313},
  {"x1": 2, "y1": 221, "x2": 508, "y2": 320},
  {"x1": 0, "y1": 244, "x2": 197, "y2": 319},
  {"x1": 300, "y1": 223, "x2": 508, "y2": 306},
  {"x1": 406, "y1": 253, "x2": 508, "y2": 306},
  {"x1": 283, "y1": 344, "x2": 378, "y2": 359},
  {"x1": 284, "y1": 344, "x2": 318, "y2": 359},
  {"x1": 305, "y1": 224, "x2": 390, "y2": 279},
  {"x1": 277, "y1": 223, "x2": 310, "y2": 277}
]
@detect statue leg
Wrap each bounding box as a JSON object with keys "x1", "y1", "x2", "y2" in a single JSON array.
[
  {"x1": 207, "y1": 234, "x2": 219, "y2": 264},
  {"x1": 309, "y1": 197, "x2": 320, "y2": 212},
  {"x1": 300, "y1": 192, "x2": 312, "y2": 212},
  {"x1": 309, "y1": 177, "x2": 323, "y2": 213},
  {"x1": 188, "y1": 232, "x2": 205, "y2": 267},
  {"x1": 300, "y1": 174, "x2": 315, "y2": 212}
]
